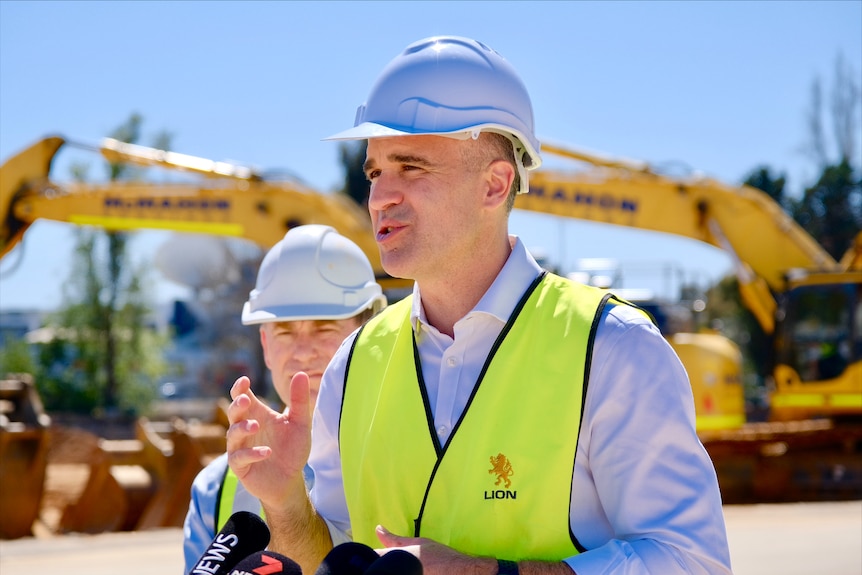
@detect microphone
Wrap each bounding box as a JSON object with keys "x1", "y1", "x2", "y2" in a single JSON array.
[
  {"x1": 364, "y1": 549, "x2": 423, "y2": 575},
  {"x1": 313, "y1": 541, "x2": 380, "y2": 575},
  {"x1": 188, "y1": 511, "x2": 271, "y2": 575},
  {"x1": 228, "y1": 550, "x2": 303, "y2": 575}
]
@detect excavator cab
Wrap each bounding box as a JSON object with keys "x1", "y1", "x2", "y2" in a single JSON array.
[{"x1": 771, "y1": 273, "x2": 862, "y2": 420}]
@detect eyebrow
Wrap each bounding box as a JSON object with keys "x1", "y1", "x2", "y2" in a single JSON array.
[
  {"x1": 363, "y1": 153, "x2": 434, "y2": 173},
  {"x1": 272, "y1": 319, "x2": 340, "y2": 330}
]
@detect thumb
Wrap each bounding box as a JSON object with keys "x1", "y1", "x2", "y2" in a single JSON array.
[{"x1": 375, "y1": 525, "x2": 408, "y2": 548}]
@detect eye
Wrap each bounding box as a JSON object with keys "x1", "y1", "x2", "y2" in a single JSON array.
[
  {"x1": 272, "y1": 325, "x2": 296, "y2": 337},
  {"x1": 365, "y1": 168, "x2": 381, "y2": 181}
]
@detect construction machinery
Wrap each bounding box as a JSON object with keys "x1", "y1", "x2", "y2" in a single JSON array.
[
  {"x1": 519, "y1": 143, "x2": 862, "y2": 504},
  {"x1": 0, "y1": 373, "x2": 51, "y2": 538},
  {"x1": 0, "y1": 135, "x2": 747, "y2": 428},
  {"x1": 0, "y1": 136, "x2": 413, "y2": 295},
  {"x1": 2, "y1": 136, "x2": 859, "y2": 423},
  {"x1": 2, "y1": 135, "x2": 860, "y2": 508},
  {"x1": 522, "y1": 142, "x2": 861, "y2": 424}
]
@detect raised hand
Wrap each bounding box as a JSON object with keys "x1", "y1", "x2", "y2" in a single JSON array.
[{"x1": 226, "y1": 373, "x2": 313, "y2": 508}]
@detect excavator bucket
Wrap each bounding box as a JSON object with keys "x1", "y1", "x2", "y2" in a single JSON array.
[{"x1": 0, "y1": 373, "x2": 52, "y2": 539}]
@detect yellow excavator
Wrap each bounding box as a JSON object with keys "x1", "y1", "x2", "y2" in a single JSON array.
[
  {"x1": 2, "y1": 135, "x2": 859, "y2": 425},
  {"x1": 4, "y1": 136, "x2": 858, "y2": 423},
  {"x1": 1, "y1": 135, "x2": 745, "y2": 432},
  {"x1": 522, "y1": 142, "x2": 861, "y2": 424},
  {"x1": 2, "y1": 135, "x2": 860, "y2": 505},
  {"x1": 518, "y1": 142, "x2": 861, "y2": 504}
]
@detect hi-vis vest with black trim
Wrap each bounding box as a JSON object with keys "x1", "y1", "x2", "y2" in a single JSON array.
[
  {"x1": 216, "y1": 467, "x2": 253, "y2": 533},
  {"x1": 340, "y1": 273, "x2": 641, "y2": 561}
]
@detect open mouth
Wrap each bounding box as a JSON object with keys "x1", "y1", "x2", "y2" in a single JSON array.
[{"x1": 377, "y1": 225, "x2": 398, "y2": 240}]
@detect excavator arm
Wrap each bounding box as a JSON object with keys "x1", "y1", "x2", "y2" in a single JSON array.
[
  {"x1": 0, "y1": 136, "x2": 411, "y2": 291},
  {"x1": 521, "y1": 142, "x2": 860, "y2": 421},
  {"x1": 519, "y1": 141, "x2": 841, "y2": 333}
]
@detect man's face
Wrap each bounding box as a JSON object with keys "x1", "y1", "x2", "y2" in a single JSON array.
[
  {"x1": 364, "y1": 135, "x2": 491, "y2": 283},
  {"x1": 259, "y1": 319, "x2": 360, "y2": 408}
]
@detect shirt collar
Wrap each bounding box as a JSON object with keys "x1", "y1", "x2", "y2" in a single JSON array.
[{"x1": 410, "y1": 235, "x2": 544, "y2": 331}]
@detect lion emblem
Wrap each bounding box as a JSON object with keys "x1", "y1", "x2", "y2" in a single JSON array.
[{"x1": 489, "y1": 453, "x2": 513, "y2": 489}]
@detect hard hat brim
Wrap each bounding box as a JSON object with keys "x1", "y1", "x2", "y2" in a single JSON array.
[
  {"x1": 323, "y1": 122, "x2": 416, "y2": 142},
  {"x1": 323, "y1": 122, "x2": 542, "y2": 171},
  {"x1": 241, "y1": 294, "x2": 387, "y2": 326}
]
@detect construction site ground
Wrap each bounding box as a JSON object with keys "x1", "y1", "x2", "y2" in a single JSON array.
[
  {"x1": 1, "y1": 500, "x2": 860, "y2": 575},
  {"x1": 2, "y1": 386, "x2": 861, "y2": 574}
]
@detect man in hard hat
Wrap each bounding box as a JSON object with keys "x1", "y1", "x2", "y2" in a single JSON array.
[
  {"x1": 182, "y1": 224, "x2": 385, "y2": 572},
  {"x1": 227, "y1": 37, "x2": 732, "y2": 575}
]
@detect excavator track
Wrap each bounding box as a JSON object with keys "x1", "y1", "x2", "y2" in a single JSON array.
[{"x1": 701, "y1": 419, "x2": 862, "y2": 503}]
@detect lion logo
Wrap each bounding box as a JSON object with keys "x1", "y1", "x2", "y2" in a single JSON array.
[{"x1": 489, "y1": 453, "x2": 514, "y2": 489}]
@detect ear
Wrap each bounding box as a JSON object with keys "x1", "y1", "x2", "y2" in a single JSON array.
[{"x1": 483, "y1": 159, "x2": 515, "y2": 209}]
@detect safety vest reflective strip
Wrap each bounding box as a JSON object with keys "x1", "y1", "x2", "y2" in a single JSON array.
[{"x1": 340, "y1": 274, "x2": 632, "y2": 560}]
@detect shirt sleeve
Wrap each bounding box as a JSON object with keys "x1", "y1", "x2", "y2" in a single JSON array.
[
  {"x1": 564, "y1": 305, "x2": 732, "y2": 575},
  {"x1": 183, "y1": 453, "x2": 227, "y2": 573},
  {"x1": 308, "y1": 331, "x2": 357, "y2": 540}
]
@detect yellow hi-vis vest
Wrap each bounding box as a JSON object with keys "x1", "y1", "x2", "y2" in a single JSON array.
[
  {"x1": 216, "y1": 467, "x2": 247, "y2": 533},
  {"x1": 340, "y1": 273, "x2": 627, "y2": 560}
]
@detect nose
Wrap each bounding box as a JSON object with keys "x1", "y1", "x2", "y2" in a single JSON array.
[
  {"x1": 367, "y1": 172, "x2": 403, "y2": 213},
  {"x1": 291, "y1": 332, "x2": 318, "y2": 362}
]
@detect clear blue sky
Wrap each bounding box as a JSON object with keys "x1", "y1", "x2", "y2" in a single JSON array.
[{"x1": 1, "y1": 1, "x2": 860, "y2": 311}]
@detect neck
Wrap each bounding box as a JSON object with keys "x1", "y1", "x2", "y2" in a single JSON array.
[{"x1": 418, "y1": 235, "x2": 512, "y2": 337}]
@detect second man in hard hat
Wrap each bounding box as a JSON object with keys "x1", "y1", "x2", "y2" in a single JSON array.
[{"x1": 182, "y1": 224, "x2": 385, "y2": 572}]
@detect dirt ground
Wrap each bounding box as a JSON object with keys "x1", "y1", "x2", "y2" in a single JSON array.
[
  {"x1": 25, "y1": 403, "x2": 227, "y2": 538},
  {"x1": 1, "y1": 502, "x2": 860, "y2": 575},
  {"x1": 2, "y1": 420, "x2": 862, "y2": 575}
]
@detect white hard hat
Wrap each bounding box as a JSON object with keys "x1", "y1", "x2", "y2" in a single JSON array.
[
  {"x1": 324, "y1": 36, "x2": 541, "y2": 194},
  {"x1": 241, "y1": 225, "x2": 386, "y2": 325}
]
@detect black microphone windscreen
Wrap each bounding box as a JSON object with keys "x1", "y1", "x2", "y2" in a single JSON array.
[
  {"x1": 313, "y1": 541, "x2": 380, "y2": 575},
  {"x1": 364, "y1": 549, "x2": 423, "y2": 575},
  {"x1": 229, "y1": 550, "x2": 303, "y2": 575},
  {"x1": 188, "y1": 510, "x2": 271, "y2": 575}
]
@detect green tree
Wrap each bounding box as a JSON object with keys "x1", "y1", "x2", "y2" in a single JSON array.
[
  {"x1": 742, "y1": 166, "x2": 789, "y2": 211},
  {"x1": 0, "y1": 337, "x2": 37, "y2": 376},
  {"x1": 339, "y1": 140, "x2": 369, "y2": 207},
  {"x1": 34, "y1": 114, "x2": 167, "y2": 415},
  {"x1": 791, "y1": 159, "x2": 861, "y2": 260}
]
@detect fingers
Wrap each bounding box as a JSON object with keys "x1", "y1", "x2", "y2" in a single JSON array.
[
  {"x1": 226, "y1": 376, "x2": 268, "y2": 463},
  {"x1": 226, "y1": 414, "x2": 272, "y2": 477},
  {"x1": 376, "y1": 525, "x2": 411, "y2": 548},
  {"x1": 228, "y1": 444, "x2": 272, "y2": 475},
  {"x1": 228, "y1": 375, "x2": 267, "y2": 425},
  {"x1": 288, "y1": 372, "x2": 313, "y2": 424},
  {"x1": 230, "y1": 375, "x2": 251, "y2": 400}
]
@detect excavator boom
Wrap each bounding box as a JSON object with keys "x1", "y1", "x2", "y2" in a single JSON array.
[
  {"x1": 2, "y1": 136, "x2": 859, "y2": 423},
  {"x1": 0, "y1": 136, "x2": 410, "y2": 291},
  {"x1": 525, "y1": 142, "x2": 838, "y2": 291}
]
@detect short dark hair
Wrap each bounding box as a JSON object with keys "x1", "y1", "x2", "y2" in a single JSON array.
[{"x1": 461, "y1": 132, "x2": 519, "y2": 212}]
